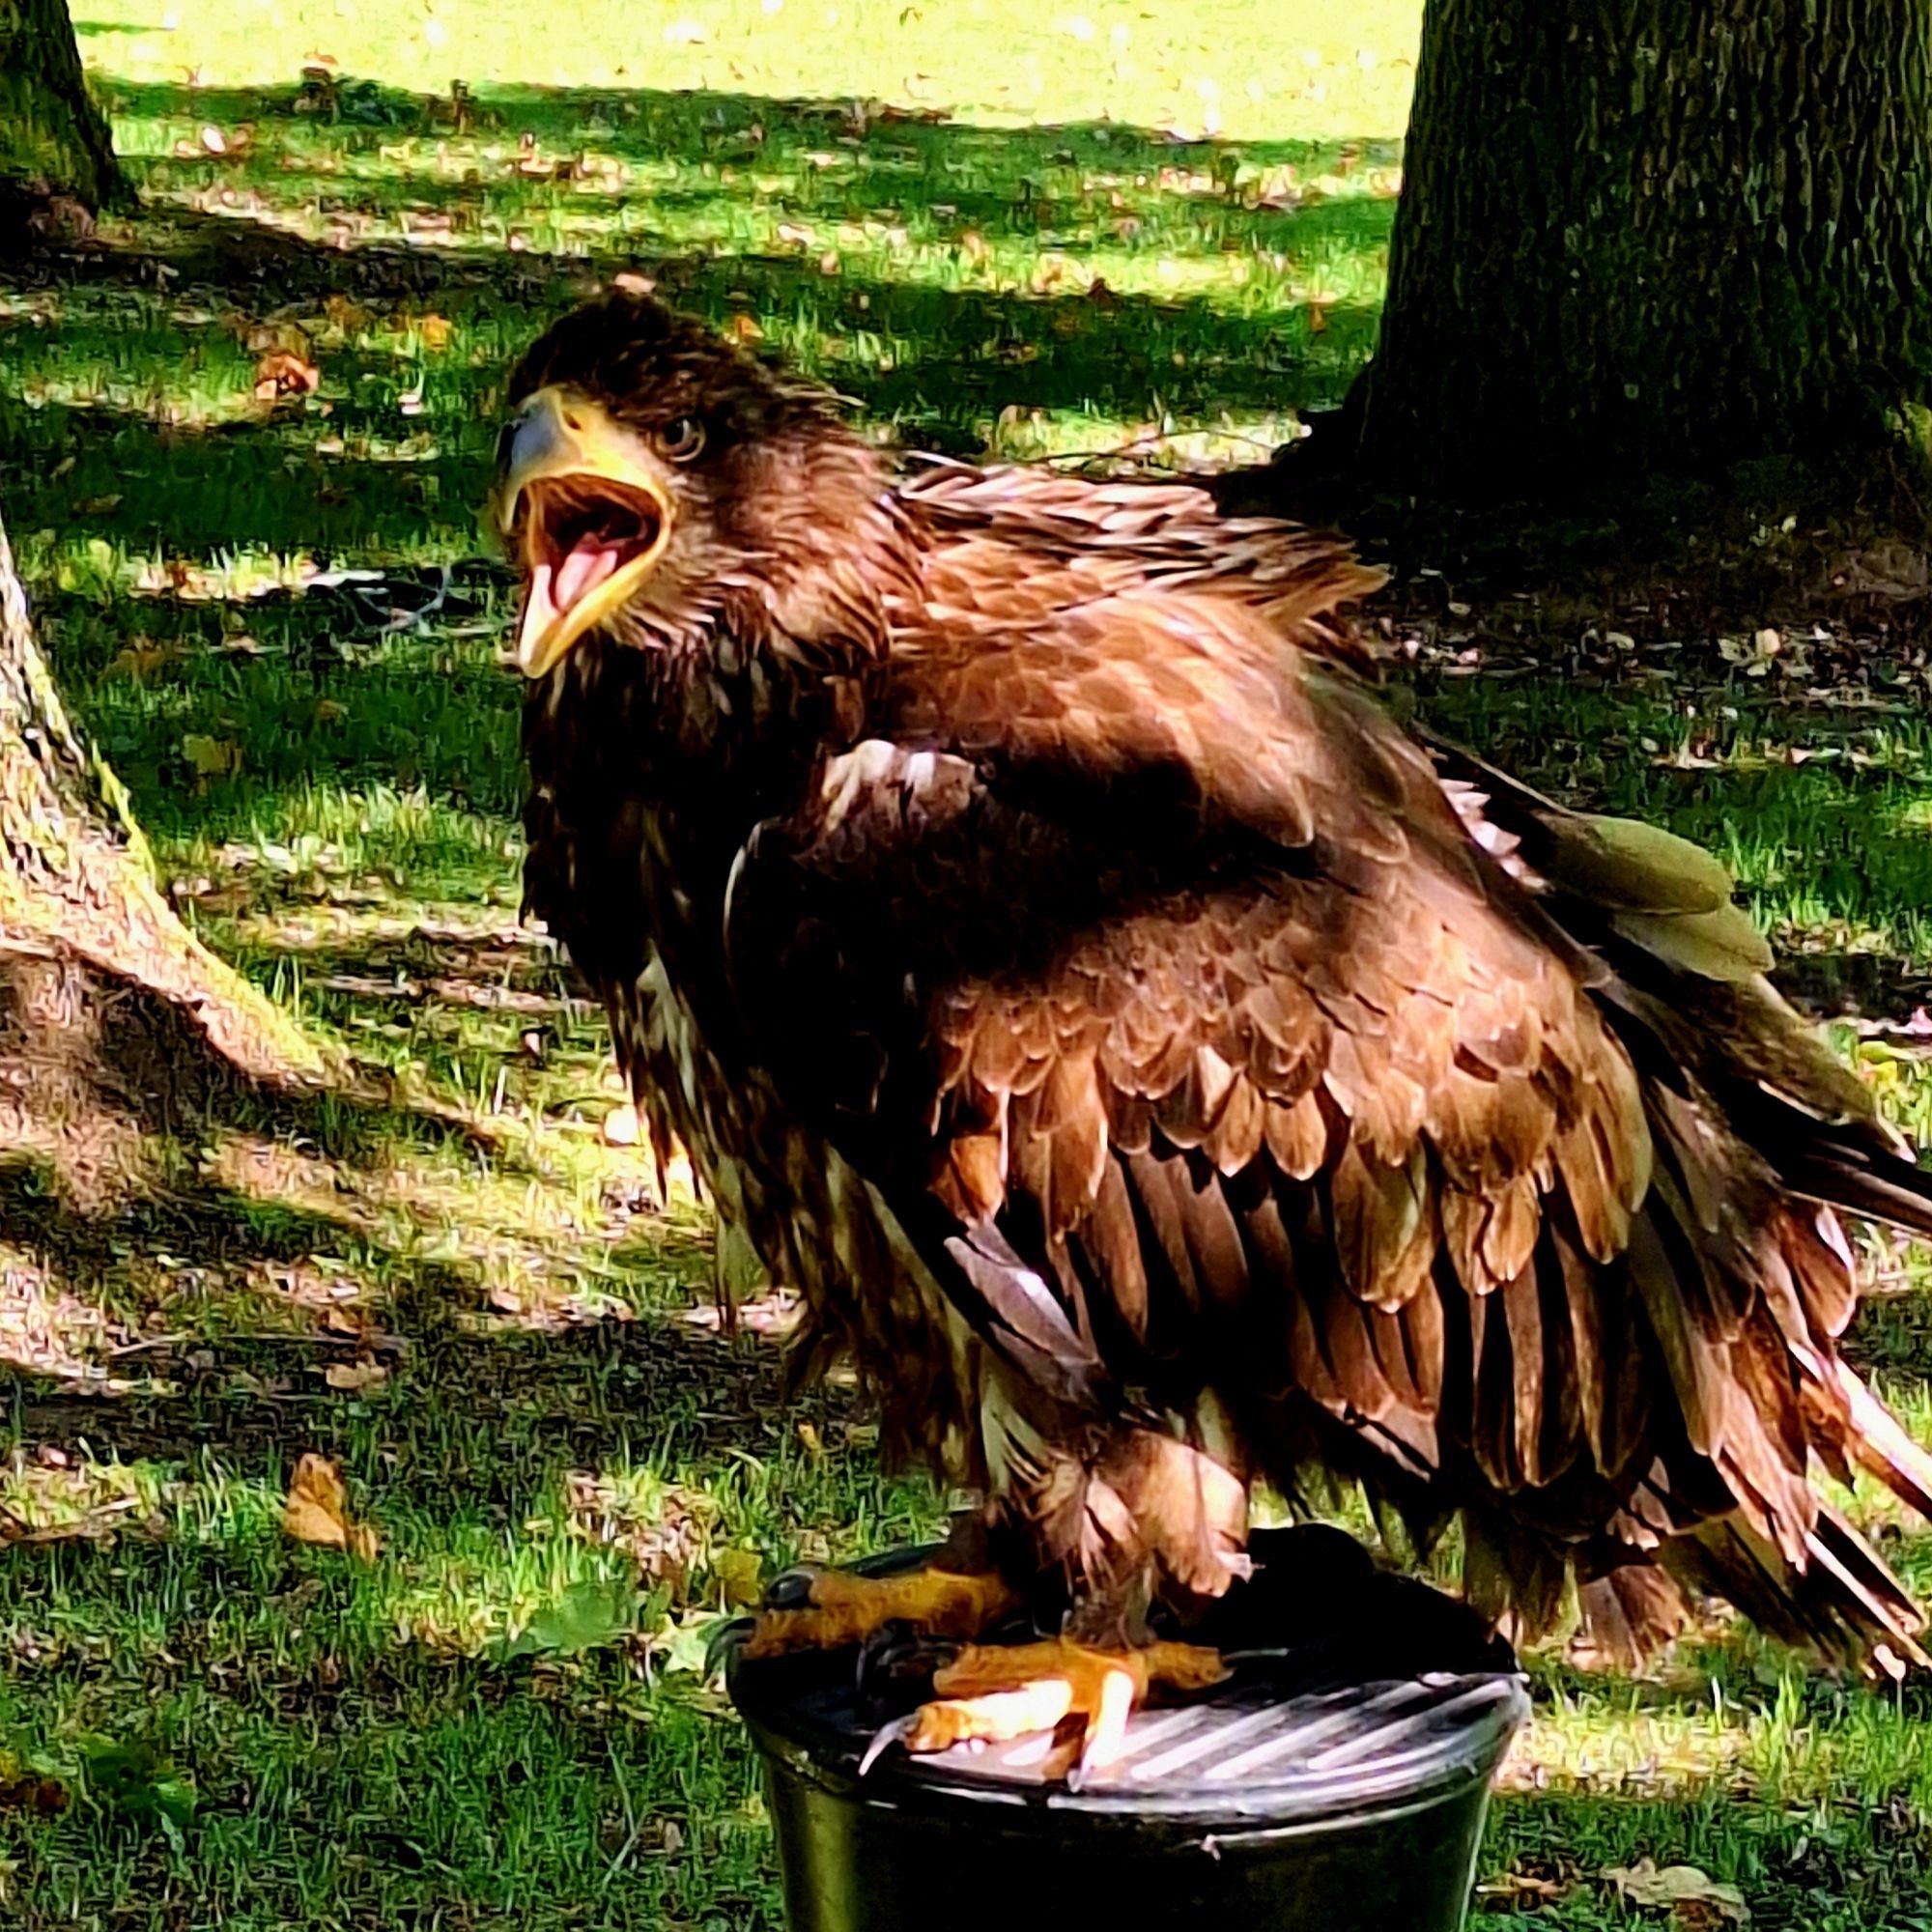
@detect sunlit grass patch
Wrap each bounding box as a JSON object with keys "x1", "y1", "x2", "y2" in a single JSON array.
[
  {"x1": 5, "y1": 2, "x2": 1932, "y2": 1928},
  {"x1": 78, "y1": 0, "x2": 1422, "y2": 146}
]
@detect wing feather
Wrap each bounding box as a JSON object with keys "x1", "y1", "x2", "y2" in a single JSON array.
[{"x1": 713, "y1": 525, "x2": 1932, "y2": 1669}]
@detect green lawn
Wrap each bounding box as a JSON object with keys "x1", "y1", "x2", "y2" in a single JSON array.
[{"x1": 5, "y1": 3, "x2": 1932, "y2": 1926}]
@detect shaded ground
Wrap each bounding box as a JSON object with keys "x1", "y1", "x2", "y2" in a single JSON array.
[{"x1": 4, "y1": 8, "x2": 1932, "y2": 1929}]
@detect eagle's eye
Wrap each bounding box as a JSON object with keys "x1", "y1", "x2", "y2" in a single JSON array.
[{"x1": 656, "y1": 416, "x2": 706, "y2": 464}]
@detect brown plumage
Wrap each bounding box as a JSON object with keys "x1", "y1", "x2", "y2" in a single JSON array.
[{"x1": 502, "y1": 292, "x2": 1932, "y2": 1677}]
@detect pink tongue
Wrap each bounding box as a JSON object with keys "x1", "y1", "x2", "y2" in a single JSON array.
[{"x1": 553, "y1": 542, "x2": 622, "y2": 613}]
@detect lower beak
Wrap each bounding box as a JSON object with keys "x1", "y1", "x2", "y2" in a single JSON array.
[{"x1": 493, "y1": 387, "x2": 675, "y2": 679}]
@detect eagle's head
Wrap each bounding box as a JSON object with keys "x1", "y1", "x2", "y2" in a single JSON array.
[{"x1": 493, "y1": 292, "x2": 895, "y2": 680}]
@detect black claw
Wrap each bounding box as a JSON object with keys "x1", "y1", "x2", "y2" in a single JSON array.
[
  {"x1": 760, "y1": 1567, "x2": 819, "y2": 1612},
  {"x1": 853, "y1": 1619, "x2": 962, "y2": 1724},
  {"x1": 704, "y1": 1614, "x2": 756, "y2": 1680}
]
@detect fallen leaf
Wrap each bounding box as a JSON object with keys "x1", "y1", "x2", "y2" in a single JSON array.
[
  {"x1": 181, "y1": 733, "x2": 242, "y2": 780},
  {"x1": 1478, "y1": 1870, "x2": 1568, "y2": 1903},
  {"x1": 417, "y1": 313, "x2": 453, "y2": 351},
  {"x1": 254, "y1": 350, "x2": 320, "y2": 401},
  {"x1": 107, "y1": 643, "x2": 177, "y2": 680},
  {"x1": 323, "y1": 1359, "x2": 389, "y2": 1393},
  {"x1": 602, "y1": 1101, "x2": 641, "y2": 1148},
  {"x1": 713, "y1": 1548, "x2": 764, "y2": 1608},
  {"x1": 74, "y1": 493, "x2": 123, "y2": 517},
  {"x1": 0, "y1": 1753, "x2": 68, "y2": 1818},
  {"x1": 77, "y1": 1738, "x2": 194, "y2": 1834},
  {"x1": 489, "y1": 1577, "x2": 636, "y2": 1661},
  {"x1": 282, "y1": 1452, "x2": 379, "y2": 1561},
  {"x1": 312, "y1": 697, "x2": 348, "y2": 724},
  {"x1": 1603, "y1": 1860, "x2": 1749, "y2": 1925}
]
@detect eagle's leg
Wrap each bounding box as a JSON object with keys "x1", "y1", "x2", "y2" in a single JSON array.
[
  {"x1": 890, "y1": 1637, "x2": 1229, "y2": 1783},
  {"x1": 741, "y1": 1561, "x2": 1019, "y2": 1659}
]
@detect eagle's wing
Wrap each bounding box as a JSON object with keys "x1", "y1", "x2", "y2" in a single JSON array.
[{"x1": 724, "y1": 574, "x2": 1932, "y2": 1670}]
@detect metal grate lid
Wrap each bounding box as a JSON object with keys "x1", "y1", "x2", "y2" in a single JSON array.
[{"x1": 728, "y1": 1527, "x2": 1530, "y2": 1828}]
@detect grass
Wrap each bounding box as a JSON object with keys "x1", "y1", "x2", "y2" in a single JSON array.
[{"x1": 4, "y1": 2, "x2": 1932, "y2": 1926}]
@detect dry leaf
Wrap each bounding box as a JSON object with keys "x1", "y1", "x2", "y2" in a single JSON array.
[
  {"x1": 75, "y1": 493, "x2": 123, "y2": 517},
  {"x1": 0, "y1": 1754, "x2": 68, "y2": 1819},
  {"x1": 1479, "y1": 1871, "x2": 1568, "y2": 1903},
  {"x1": 282, "y1": 1453, "x2": 379, "y2": 1561},
  {"x1": 1603, "y1": 1860, "x2": 1749, "y2": 1925},
  {"x1": 602, "y1": 1102, "x2": 641, "y2": 1148},
  {"x1": 107, "y1": 643, "x2": 176, "y2": 681},
  {"x1": 254, "y1": 351, "x2": 320, "y2": 401},
  {"x1": 323, "y1": 1359, "x2": 389, "y2": 1393},
  {"x1": 418, "y1": 313, "x2": 453, "y2": 351}
]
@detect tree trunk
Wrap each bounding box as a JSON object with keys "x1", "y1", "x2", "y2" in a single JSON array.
[
  {"x1": 1357, "y1": 0, "x2": 1932, "y2": 497},
  {"x1": 0, "y1": 507, "x2": 326, "y2": 1206},
  {"x1": 0, "y1": 0, "x2": 129, "y2": 213}
]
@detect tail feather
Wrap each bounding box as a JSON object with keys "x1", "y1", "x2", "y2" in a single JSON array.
[
  {"x1": 1435, "y1": 739, "x2": 1932, "y2": 1677},
  {"x1": 1804, "y1": 1347, "x2": 1932, "y2": 1524},
  {"x1": 1667, "y1": 1509, "x2": 1927, "y2": 1677},
  {"x1": 1776, "y1": 1135, "x2": 1932, "y2": 1246}
]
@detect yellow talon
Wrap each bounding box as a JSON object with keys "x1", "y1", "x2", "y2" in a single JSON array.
[{"x1": 905, "y1": 1638, "x2": 1230, "y2": 1781}]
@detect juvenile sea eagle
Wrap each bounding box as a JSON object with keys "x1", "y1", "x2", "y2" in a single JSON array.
[{"x1": 497, "y1": 293, "x2": 1932, "y2": 1775}]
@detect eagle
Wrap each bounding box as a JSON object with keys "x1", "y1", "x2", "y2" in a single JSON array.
[{"x1": 496, "y1": 292, "x2": 1932, "y2": 1776}]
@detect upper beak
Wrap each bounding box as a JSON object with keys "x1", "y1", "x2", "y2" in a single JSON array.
[{"x1": 492, "y1": 386, "x2": 675, "y2": 679}]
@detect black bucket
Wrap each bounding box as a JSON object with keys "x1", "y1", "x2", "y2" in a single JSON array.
[{"x1": 726, "y1": 1525, "x2": 1529, "y2": 1932}]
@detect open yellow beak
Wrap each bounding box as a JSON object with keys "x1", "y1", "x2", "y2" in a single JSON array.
[{"x1": 492, "y1": 387, "x2": 675, "y2": 679}]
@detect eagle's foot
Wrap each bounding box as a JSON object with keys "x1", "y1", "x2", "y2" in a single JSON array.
[
  {"x1": 867, "y1": 1637, "x2": 1229, "y2": 1785},
  {"x1": 742, "y1": 1564, "x2": 1018, "y2": 1660}
]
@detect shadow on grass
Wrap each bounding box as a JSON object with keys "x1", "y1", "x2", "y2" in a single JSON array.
[
  {"x1": 94, "y1": 72, "x2": 1401, "y2": 194},
  {"x1": 2, "y1": 76, "x2": 1391, "y2": 572},
  {"x1": 0, "y1": 268, "x2": 1378, "y2": 554}
]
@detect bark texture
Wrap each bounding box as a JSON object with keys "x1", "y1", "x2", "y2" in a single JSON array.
[
  {"x1": 0, "y1": 0, "x2": 129, "y2": 212},
  {"x1": 0, "y1": 507, "x2": 324, "y2": 1206},
  {"x1": 1358, "y1": 0, "x2": 1932, "y2": 495}
]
